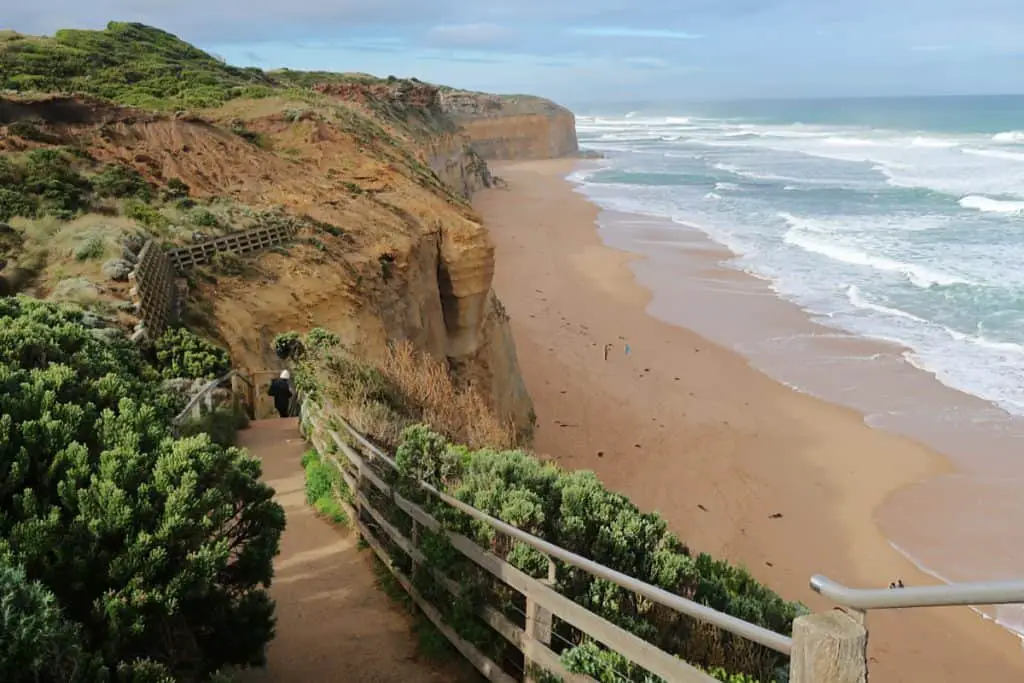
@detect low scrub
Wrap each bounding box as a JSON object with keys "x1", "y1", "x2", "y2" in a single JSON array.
[
  {"x1": 0, "y1": 296, "x2": 285, "y2": 681},
  {"x1": 301, "y1": 448, "x2": 350, "y2": 525},
  {"x1": 155, "y1": 326, "x2": 231, "y2": 379},
  {"x1": 293, "y1": 332, "x2": 800, "y2": 682},
  {"x1": 295, "y1": 337, "x2": 515, "y2": 451}
]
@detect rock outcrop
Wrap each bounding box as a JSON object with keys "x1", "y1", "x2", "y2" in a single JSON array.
[{"x1": 439, "y1": 90, "x2": 579, "y2": 160}]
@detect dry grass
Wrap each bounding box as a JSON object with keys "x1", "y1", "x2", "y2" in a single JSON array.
[{"x1": 312, "y1": 340, "x2": 516, "y2": 451}]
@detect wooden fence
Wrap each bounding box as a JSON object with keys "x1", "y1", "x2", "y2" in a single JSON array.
[
  {"x1": 170, "y1": 370, "x2": 256, "y2": 435},
  {"x1": 167, "y1": 222, "x2": 298, "y2": 271},
  {"x1": 129, "y1": 240, "x2": 178, "y2": 339},
  {"x1": 300, "y1": 400, "x2": 869, "y2": 683}
]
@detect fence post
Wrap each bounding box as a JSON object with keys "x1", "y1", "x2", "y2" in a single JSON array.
[
  {"x1": 790, "y1": 610, "x2": 868, "y2": 683},
  {"x1": 523, "y1": 556, "x2": 556, "y2": 683}
]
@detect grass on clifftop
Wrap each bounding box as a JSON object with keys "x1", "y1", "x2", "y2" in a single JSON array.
[{"x1": 0, "y1": 22, "x2": 427, "y2": 111}]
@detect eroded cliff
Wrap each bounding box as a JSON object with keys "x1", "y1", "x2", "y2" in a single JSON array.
[
  {"x1": 440, "y1": 90, "x2": 579, "y2": 160},
  {"x1": 0, "y1": 23, "x2": 546, "y2": 436}
]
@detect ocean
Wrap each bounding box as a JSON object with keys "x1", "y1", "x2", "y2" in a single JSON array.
[{"x1": 568, "y1": 95, "x2": 1024, "y2": 643}]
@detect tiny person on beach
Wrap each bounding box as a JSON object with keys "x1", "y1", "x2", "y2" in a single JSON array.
[
  {"x1": 604, "y1": 343, "x2": 612, "y2": 361},
  {"x1": 268, "y1": 370, "x2": 293, "y2": 418}
]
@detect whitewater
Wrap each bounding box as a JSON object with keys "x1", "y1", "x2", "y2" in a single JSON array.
[
  {"x1": 570, "y1": 104, "x2": 1024, "y2": 418},
  {"x1": 568, "y1": 97, "x2": 1024, "y2": 644}
]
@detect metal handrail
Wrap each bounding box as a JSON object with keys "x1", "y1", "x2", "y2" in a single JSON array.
[
  {"x1": 171, "y1": 369, "x2": 253, "y2": 425},
  {"x1": 811, "y1": 574, "x2": 1024, "y2": 610},
  {"x1": 320, "y1": 402, "x2": 794, "y2": 655}
]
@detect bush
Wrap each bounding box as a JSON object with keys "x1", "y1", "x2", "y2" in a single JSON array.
[
  {"x1": 301, "y1": 449, "x2": 349, "y2": 525},
  {"x1": 155, "y1": 326, "x2": 231, "y2": 379},
  {"x1": 0, "y1": 187, "x2": 36, "y2": 221},
  {"x1": 73, "y1": 234, "x2": 106, "y2": 261},
  {"x1": 305, "y1": 326, "x2": 340, "y2": 352},
  {"x1": 189, "y1": 208, "x2": 220, "y2": 228},
  {"x1": 123, "y1": 199, "x2": 170, "y2": 230},
  {"x1": 0, "y1": 23, "x2": 278, "y2": 110},
  {"x1": 391, "y1": 424, "x2": 805, "y2": 682},
  {"x1": 91, "y1": 163, "x2": 153, "y2": 201},
  {"x1": 164, "y1": 177, "x2": 190, "y2": 199},
  {"x1": 22, "y1": 148, "x2": 91, "y2": 219},
  {"x1": 272, "y1": 331, "x2": 303, "y2": 360},
  {"x1": 0, "y1": 296, "x2": 285, "y2": 680},
  {"x1": 0, "y1": 559, "x2": 96, "y2": 681}
]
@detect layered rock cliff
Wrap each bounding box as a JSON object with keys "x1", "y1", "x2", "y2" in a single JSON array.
[
  {"x1": 0, "y1": 23, "x2": 572, "y2": 437},
  {"x1": 440, "y1": 90, "x2": 579, "y2": 160}
]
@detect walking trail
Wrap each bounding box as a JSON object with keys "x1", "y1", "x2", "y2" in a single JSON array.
[{"x1": 237, "y1": 418, "x2": 472, "y2": 683}]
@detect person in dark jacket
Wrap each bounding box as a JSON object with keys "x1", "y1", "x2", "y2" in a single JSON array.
[{"x1": 268, "y1": 370, "x2": 293, "y2": 418}]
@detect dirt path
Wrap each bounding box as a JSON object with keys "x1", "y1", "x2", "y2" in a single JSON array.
[{"x1": 237, "y1": 418, "x2": 466, "y2": 683}]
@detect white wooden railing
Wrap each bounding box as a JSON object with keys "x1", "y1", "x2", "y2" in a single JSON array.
[{"x1": 299, "y1": 398, "x2": 874, "y2": 683}]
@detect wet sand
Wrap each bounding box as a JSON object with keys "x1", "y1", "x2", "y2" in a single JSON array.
[{"x1": 477, "y1": 159, "x2": 1024, "y2": 682}]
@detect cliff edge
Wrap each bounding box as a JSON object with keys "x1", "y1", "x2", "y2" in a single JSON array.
[
  {"x1": 0, "y1": 22, "x2": 549, "y2": 436},
  {"x1": 439, "y1": 89, "x2": 579, "y2": 161}
]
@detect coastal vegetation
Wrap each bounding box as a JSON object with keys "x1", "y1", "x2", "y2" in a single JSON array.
[
  {"x1": 287, "y1": 331, "x2": 804, "y2": 683},
  {"x1": 0, "y1": 297, "x2": 285, "y2": 682}
]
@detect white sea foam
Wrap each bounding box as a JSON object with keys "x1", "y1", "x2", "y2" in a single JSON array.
[
  {"x1": 959, "y1": 195, "x2": 1024, "y2": 214},
  {"x1": 714, "y1": 182, "x2": 742, "y2": 191},
  {"x1": 992, "y1": 130, "x2": 1024, "y2": 143},
  {"x1": 780, "y1": 213, "x2": 973, "y2": 287}
]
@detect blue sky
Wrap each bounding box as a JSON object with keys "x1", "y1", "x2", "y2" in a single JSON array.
[{"x1": 6, "y1": 1, "x2": 1024, "y2": 105}]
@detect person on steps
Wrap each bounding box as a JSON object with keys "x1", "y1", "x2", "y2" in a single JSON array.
[{"x1": 268, "y1": 370, "x2": 293, "y2": 418}]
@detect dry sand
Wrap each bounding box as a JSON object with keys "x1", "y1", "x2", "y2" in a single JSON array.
[{"x1": 476, "y1": 159, "x2": 1024, "y2": 682}]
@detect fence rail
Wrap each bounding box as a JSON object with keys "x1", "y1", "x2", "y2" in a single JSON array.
[
  {"x1": 170, "y1": 369, "x2": 255, "y2": 433},
  {"x1": 167, "y1": 223, "x2": 298, "y2": 271},
  {"x1": 299, "y1": 399, "x2": 874, "y2": 683}
]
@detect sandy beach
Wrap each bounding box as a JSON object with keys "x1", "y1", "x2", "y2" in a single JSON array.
[{"x1": 476, "y1": 159, "x2": 1024, "y2": 682}]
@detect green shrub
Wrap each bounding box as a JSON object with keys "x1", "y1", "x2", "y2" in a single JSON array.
[
  {"x1": 73, "y1": 234, "x2": 105, "y2": 261},
  {"x1": 123, "y1": 199, "x2": 170, "y2": 229},
  {"x1": 91, "y1": 163, "x2": 154, "y2": 201},
  {"x1": 154, "y1": 325, "x2": 231, "y2": 379},
  {"x1": 273, "y1": 330, "x2": 303, "y2": 360},
  {"x1": 0, "y1": 23, "x2": 278, "y2": 110},
  {"x1": 22, "y1": 148, "x2": 91, "y2": 219},
  {"x1": 0, "y1": 296, "x2": 284, "y2": 679},
  {"x1": 305, "y1": 327, "x2": 340, "y2": 352},
  {"x1": 0, "y1": 187, "x2": 36, "y2": 221},
  {"x1": 164, "y1": 177, "x2": 190, "y2": 199},
  {"x1": 301, "y1": 449, "x2": 349, "y2": 525},
  {"x1": 0, "y1": 559, "x2": 96, "y2": 682},
  {"x1": 392, "y1": 424, "x2": 805, "y2": 681},
  {"x1": 190, "y1": 207, "x2": 220, "y2": 228}
]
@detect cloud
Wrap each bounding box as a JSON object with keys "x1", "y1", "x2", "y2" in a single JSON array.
[
  {"x1": 568, "y1": 27, "x2": 702, "y2": 39},
  {"x1": 426, "y1": 22, "x2": 513, "y2": 47}
]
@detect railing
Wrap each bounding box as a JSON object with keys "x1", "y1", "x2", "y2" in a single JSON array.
[
  {"x1": 299, "y1": 399, "x2": 872, "y2": 683},
  {"x1": 171, "y1": 369, "x2": 255, "y2": 432},
  {"x1": 811, "y1": 574, "x2": 1024, "y2": 611}
]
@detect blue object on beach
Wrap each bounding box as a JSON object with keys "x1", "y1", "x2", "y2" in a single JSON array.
[{"x1": 625, "y1": 344, "x2": 631, "y2": 356}]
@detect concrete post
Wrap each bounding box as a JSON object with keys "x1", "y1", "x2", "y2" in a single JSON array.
[{"x1": 791, "y1": 610, "x2": 868, "y2": 683}]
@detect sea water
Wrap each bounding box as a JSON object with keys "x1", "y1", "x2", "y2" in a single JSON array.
[{"x1": 568, "y1": 95, "x2": 1024, "y2": 642}]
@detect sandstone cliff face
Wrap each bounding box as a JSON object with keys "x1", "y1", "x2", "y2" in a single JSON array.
[
  {"x1": 4, "y1": 89, "x2": 539, "y2": 438},
  {"x1": 440, "y1": 90, "x2": 579, "y2": 160}
]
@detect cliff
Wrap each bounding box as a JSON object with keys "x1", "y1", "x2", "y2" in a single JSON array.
[
  {"x1": 439, "y1": 90, "x2": 579, "y2": 160},
  {"x1": 0, "y1": 22, "x2": 545, "y2": 436}
]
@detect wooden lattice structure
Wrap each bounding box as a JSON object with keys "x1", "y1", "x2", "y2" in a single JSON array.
[
  {"x1": 129, "y1": 241, "x2": 177, "y2": 339},
  {"x1": 167, "y1": 222, "x2": 299, "y2": 271}
]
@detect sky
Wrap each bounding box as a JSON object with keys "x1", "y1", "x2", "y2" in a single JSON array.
[{"x1": 5, "y1": 1, "x2": 1024, "y2": 105}]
